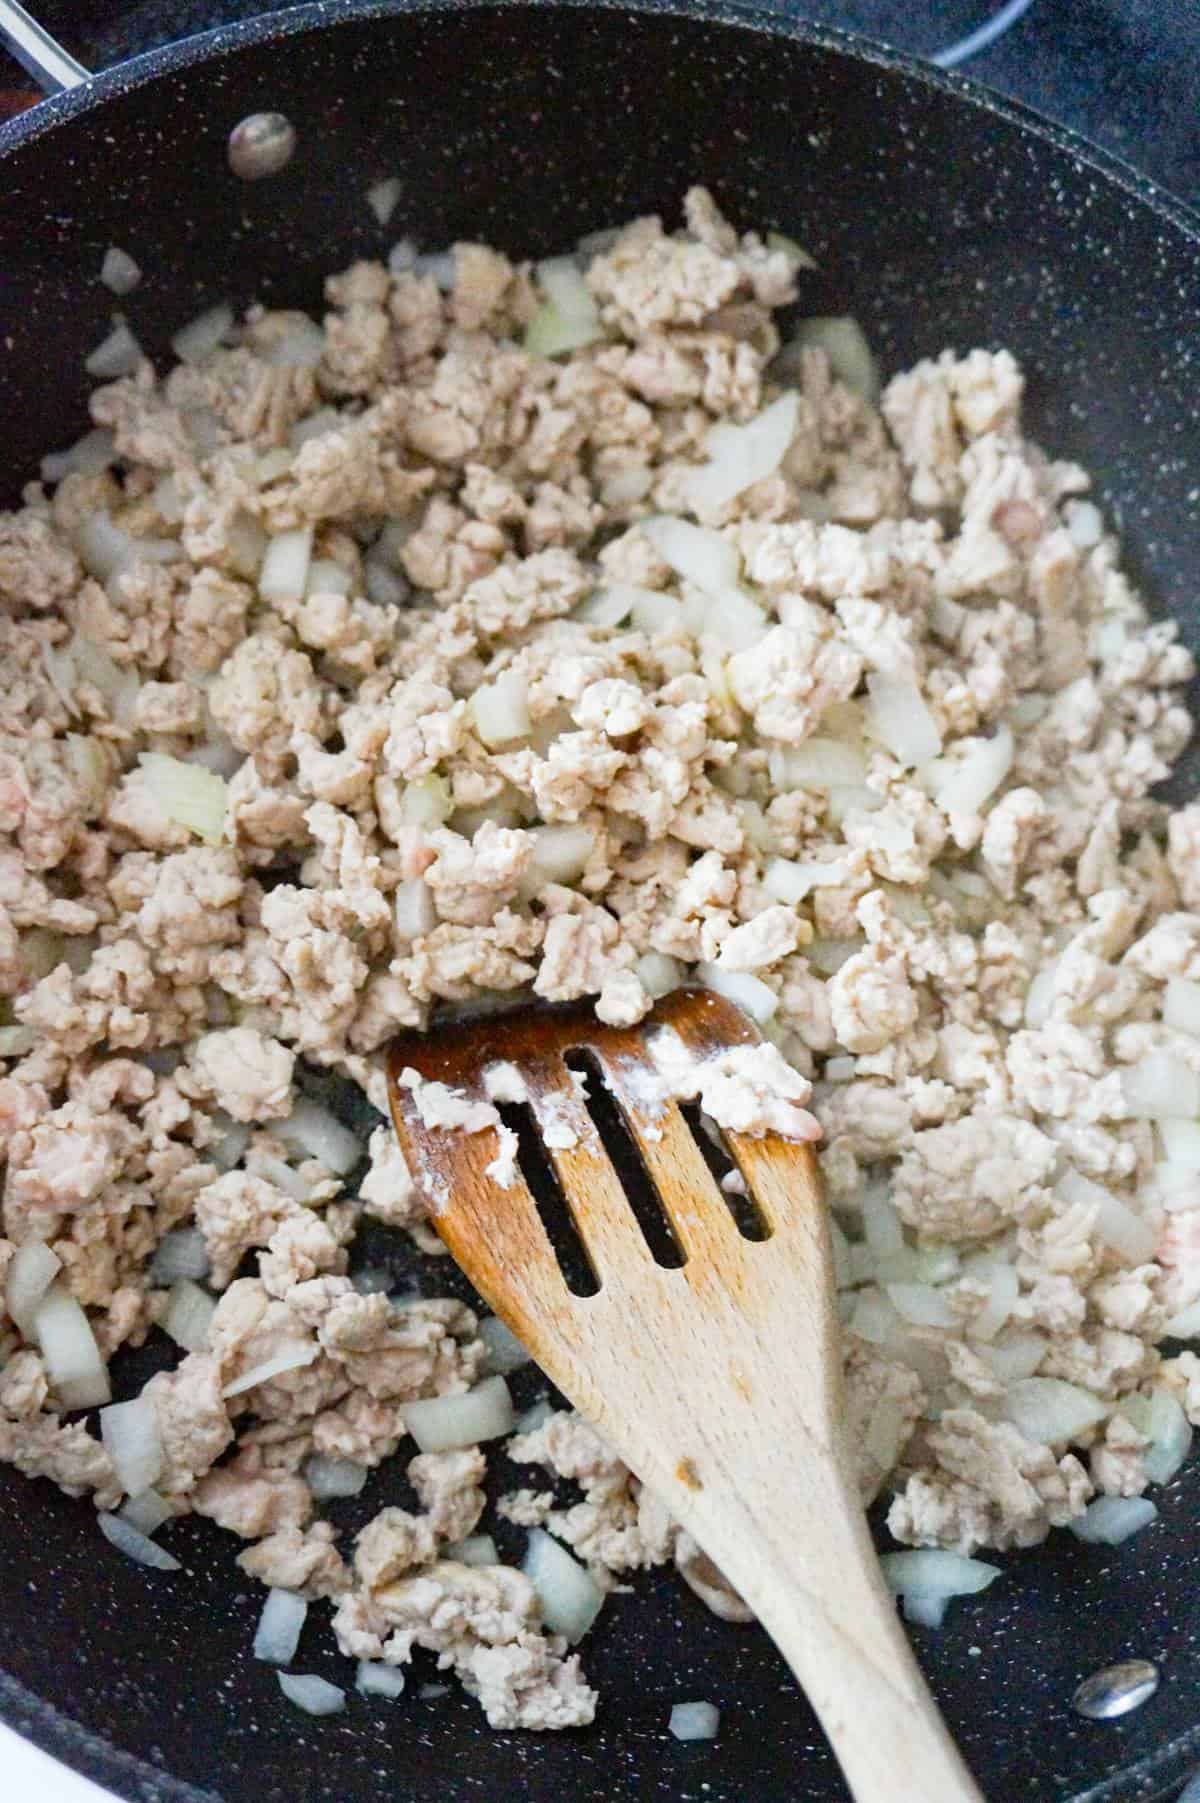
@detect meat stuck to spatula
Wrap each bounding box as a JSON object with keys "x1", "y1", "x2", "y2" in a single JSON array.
[{"x1": 387, "y1": 989, "x2": 985, "y2": 1803}]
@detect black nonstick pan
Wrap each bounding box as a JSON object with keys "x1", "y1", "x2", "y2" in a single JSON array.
[{"x1": 2, "y1": 3, "x2": 1200, "y2": 1799}]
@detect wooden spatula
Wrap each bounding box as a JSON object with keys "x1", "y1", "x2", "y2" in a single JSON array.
[{"x1": 387, "y1": 988, "x2": 984, "y2": 1802}]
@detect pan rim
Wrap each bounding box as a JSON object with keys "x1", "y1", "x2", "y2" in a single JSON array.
[{"x1": 0, "y1": 4, "x2": 1198, "y2": 1801}]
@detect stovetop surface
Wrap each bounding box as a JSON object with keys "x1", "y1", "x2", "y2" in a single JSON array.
[{"x1": 2, "y1": 0, "x2": 1199, "y2": 204}]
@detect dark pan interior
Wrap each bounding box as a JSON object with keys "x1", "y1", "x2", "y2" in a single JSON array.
[{"x1": 3, "y1": 3, "x2": 1200, "y2": 1798}]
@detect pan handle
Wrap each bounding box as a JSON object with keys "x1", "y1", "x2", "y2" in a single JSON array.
[{"x1": 0, "y1": 0, "x2": 88, "y2": 95}]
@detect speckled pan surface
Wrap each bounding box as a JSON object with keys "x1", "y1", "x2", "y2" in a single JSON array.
[{"x1": 2, "y1": 4, "x2": 1200, "y2": 1799}]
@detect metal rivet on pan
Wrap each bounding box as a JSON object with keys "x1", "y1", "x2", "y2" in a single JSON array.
[
  {"x1": 228, "y1": 112, "x2": 297, "y2": 180},
  {"x1": 1072, "y1": 1659, "x2": 1160, "y2": 1721}
]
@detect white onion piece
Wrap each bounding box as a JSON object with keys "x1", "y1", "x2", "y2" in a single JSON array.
[
  {"x1": 471, "y1": 670, "x2": 531, "y2": 747},
  {"x1": 1164, "y1": 977, "x2": 1200, "y2": 1039},
  {"x1": 274, "y1": 1099, "x2": 360, "y2": 1176},
  {"x1": 861, "y1": 1181, "x2": 904, "y2": 1260},
  {"x1": 119, "y1": 1488, "x2": 173, "y2": 1536},
  {"x1": 864, "y1": 1395, "x2": 909, "y2": 1474},
  {"x1": 902, "y1": 1593, "x2": 948, "y2": 1629},
  {"x1": 694, "y1": 962, "x2": 777, "y2": 1025},
  {"x1": 967, "y1": 1263, "x2": 1019, "y2": 1343},
  {"x1": 885, "y1": 1283, "x2": 957, "y2": 1330},
  {"x1": 1120, "y1": 1389, "x2": 1193, "y2": 1484},
  {"x1": 1164, "y1": 1297, "x2": 1200, "y2": 1339},
  {"x1": 686, "y1": 392, "x2": 799, "y2": 514},
  {"x1": 33, "y1": 1286, "x2": 110, "y2": 1410},
  {"x1": 171, "y1": 302, "x2": 235, "y2": 365},
  {"x1": 636, "y1": 952, "x2": 681, "y2": 999},
  {"x1": 305, "y1": 556, "x2": 351, "y2": 597},
  {"x1": 879, "y1": 1550, "x2": 1001, "y2": 1599},
  {"x1": 0, "y1": 1025, "x2": 33, "y2": 1058},
  {"x1": 864, "y1": 673, "x2": 942, "y2": 768},
  {"x1": 365, "y1": 557, "x2": 409, "y2": 606},
  {"x1": 982, "y1": 1332, "x2": 1046, "y2": 1383},
  {"x1": 164, "y1": 1278, "x2": 217, "y2": 1354},
  {"x1": 641, "y1": 516, "x2": 741, "y2": 595},
  {"x1": 785, "y1": 316, "x2": 879, "y2": 401},
  {"x1": 366, "y1": 176, "x2": 402, "y2": 225},
  {"x1": 203, "y1": 1118, "x2": 251, "y2": 1174},
  {"x1": 1024, "y1": 963, "x2": 1060, "y2": 1029},
  {"x1": 6, "y1": 1241, "x2": 62, "y2": 1336},
  {"x1": 669, "y1": 1701, "x2": 721, "y2": 1742},
  {"x1": 1055, "y1": 1167, "x2": 1156, "y2": 1264},
  {"x1": 763, "y1": 855, "x2": 850, "y2": 905},
  {"x1": 260, "y1": 320, "x2": 324, "y2": 369},
  {"x1": 388, "y1": 237, "x2": 418, "y2": 273},
  {"x1": 848, "y1": 1289, "x2": 901, "y2": 1346},
  {"x1": 138, "y1": 753, "x2": 226, "y2": 846},
  {"x1": 357, "y1": 1661, "x2": 406, "y2": 1698},
  {"x1": 1160, "y1": 1119, "x2": 1200, "y2": 1170},
  {"x1": 390, "y1": 877, "x2": 434, "y2": 942},
  {"x1": 86, "y1": 319, "x2": 143, "y2": 379},
  {"x1": 99, "y1": 1511, "x2": 181, "y2": 1572},
  {"x1": 100, "y1": 1395, "x2": 164, "y2": 1497},
  {"x1": 768, "y1": 738, "x2": 868, "y2": 790},
  {"x1": 40, "y1": 427, "x2": 119, "y2": 485},
  {"x1": 402, "y1": 1375, "x2": 515, "y2": 1452},
  {"x1": 150, "y1": 1228, "x2": 210, "y2": 1284},
  {"x1": 599, "y1": 466, "x2": 652, "y2": 508},
  {"x1": 100, "y1": 247, "x2": 142, "y2": 295},
  {"x1": 523, "y1": 1528, "x2": 604, "y2": 1643},
  {"x1": 277, "y1": 1673, "x2": 345, "y2": 1716},
  {"x1": 523, "y1": 256, "x2": 602, "y2": 357},
  {"x1": 254, "y1": 1588, "x2": 308, "y2": 1664},
  {"x1": 630, "y1": 590, "x2": 685, "y2": 635},
  {"x1": 223, "y1": 1341, "x2": 318, "y2": 1398},
  {"x1": 304, "y1": 1455, "x2": 368, "y2": 1500},
  {"x1": 518, "y1": 824, "x2": 595, "y2": 898},
  {"x1": 574, "y1": 585, "x2": 639, "y2": 628},
  {"x1": 478, "y1": 1316, "x2": 532, "y2": 1375},
  {"x1": 259, "y1": 525, "x2": 314, "y2": 605},
  {"x1": 928, "y1": 726, "x2": 1013, "y2": 819},
  {"x1": 806, "y1": 937, "x2": 862, "y2": 976},
  {"x1": 1068, "y1": 1496, "x2": 1158, "y2": 1545},
  {"x1": 1123, "y1": 1053, "x2": 1200, "y2": 1121},
  {"x1": 1005, "y1": 1378, "x2": 1108, "y2": 1445},
  {"x1": 447, "y1": 1534, "x2": 500, "y2": 1567},
  {"x1": 516, "y1": 1398, "x2": 554, "y2": 1434}
]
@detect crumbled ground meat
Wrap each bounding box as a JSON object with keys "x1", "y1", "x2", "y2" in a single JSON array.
[{"x1": 2, "y1": 186, "x2": 1197, "y2": 1727}]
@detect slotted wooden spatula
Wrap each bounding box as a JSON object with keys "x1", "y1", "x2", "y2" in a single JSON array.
[{"x1": 387, "y1": 988, "x2": 984, "y2": 1803}]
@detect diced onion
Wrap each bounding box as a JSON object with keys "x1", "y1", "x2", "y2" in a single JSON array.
[
  {"x1": 365, "y1": 556, "x2": 409, "y2": 606},
  {"x1": 393, "y1": 878, "x2": 436, "y2": 941},
  {"x1": 1068, "y1": 1496, "x2": 1158, "y2": 1546},
  {"x1": 523, "y1": 256, "x2": 602, "y2": 357},
  {"x1": 694, "y1": 962, "x2": 777, "y2": 1025},
  {"x1": 206, "y1": 1119, "x2": 251, "y2": 1174},
  {"x1": 448, "y1": 1534, "x2": 500, "y2": 1567},
  {"x1": 402, "y1": 1375, "x2": 515, "y2": 1452},
  {"x1": 223, "y1": 1342, "x2": 318, "y2": 1398},
  {"x1": 864, "y1": 673, "x2": 942, "y2": 768},
  {"x1": 137, "y1": 753, "x2": 227, "y2": 846},
  {"x1": 885, "y1": 1283, "x2": 957, "y2": 1329},
  {"x1": 100, "y1": 246, "x2": 142, "y2": 295},
  {"x1": 366, "y1": 177, "x2": 403, "y2": 226},
  {"x1": 669, "y1": 1701, "x2": 721, "y2": 1742},
  {"x1": 1119, "y1": 1388, "x2": 1193, "y2": 1485},
  {"x1": 519, "y1": 824, "x2": 594, "y2": 897},
  {"x1": 982, "y1": 1331, "x2": 1046, "y2": 1383},
  {"x1": 119, "y1": 1489, "x2": 173, "y2": 1536},
  {"x1": 277, "y1": 1673, "x2": 345, "y2": 1716},
  {"x1": 471, "y1": 670, "x2": 531, "y2": 748},
  {"x1": 763, "y1": 856, "x2": 850, "y2": 905},
  {"x1": 1005, "y1": 1378, "x2": 1108, "y2": 1445},
  {"x1": 630, "y1": 590, "x2": 685, "y2": 635},
  {"x1": 686, "y1": 392, "x2": 799, "y2": 514},
  {"x1": 967, "y1": 1262, "x2": 1019, "y2": 1343},
  {"x1": 388, "y1": 238, "x2": 418, "y2": 274},
  {"x1": 274, "y1": 1098, "x2": 361, "y2": 1176},
  {"x1": 304, "y1": 1455, "x2": 368, "y2": 1500},
  {"x1": 86, "y1": 319, "x2": 143, "y2": 379},
  {"x1": 516, "y1": 1398, "x2": 554, "y2": 1434},
  {"x1": 171, "y1": 302, "x2": 235, "y2": 365},
  {"x1": 357, "y1": 1661, "x2": 406, "y2": 1698},
  {"x1": 1056, "y1": 1167, "x2": 1156, "y2": 1264},
  {"x1": 785, "y1": 316, "x2": 879, "y2": 402},
  {"x1": 164, "y1": 1278, "x2": 217, "y2": 1354},
  {"x1": 100, "y1": 1395, "x2": 164, "y2": 1497},
  {"x1": 903, "y1": 1593, "x2": 948, "y2": 1629},
  {"x1": 1065, "y1": 500, "x2": 1104, "y2": 549},
  {"x1": 1160, "y1": 1119, "x2": 1200, "y2": 1170},
  {"x1": 768, "y1": 739, "x2": 868, "y2": 790},
  {"x1": 1164, "y1": 977, "x2": 1200, "y2": 1038},
  {"x1": 254, "y1": 1588, "x2": 308, "y2": 1664},
  {"x1": 927, "y1": 727, "x2": 1013, "y2": 819},
  {"x1": 863, "y1": 1393, "x2": 908, "y2": 1472},
  {"x1": 574, "y1": 585, "x2": 639, "y2": 628},
  {"x1": 40, "y1": 427, "x2": 119, "y2": 485},
  {"x1": 641, "y1": 516, "x2": 741, "y2": 596},
  {"x1": 636, "y1": 952, "x2": 681, "y2": 999},
  {"x1": 861, "y1": 1181, "x2": 905, "y2": 1260},
  {"x1": 599, "y1": 466, "x2": 652, "y2": 508},
  {"x1": 478, "y1": 1316, "x2": 531, "y2": 1375},
  {"x1": 806, "y1": 937, "x2": 862, "y2": 977},
  {"x1": 150, "y1": 1228, "x2": 210, "y2": 1284},
  {"x1": 1123, "y1": 1053, "x2": 1200, "y2": 1121},
  {"x1": 259, "y1": 525, "x2": 314, "y2": 605},
  {"x1": 399, "y1": 773, "x2": 453, "y2": 829},
  {"x1": 879, "y1": 1550, "x2": 1001, "y2": 1599},
  {"x1": 99, "y1": 1511, "x2": 181, "y2": 1572},
  {"x1": 33, "y1": 1285, "x2": 110, "y2": 1410},
  {"x1": 6, "y1": 1241, "x2": 62, "y2": 1337},
  {"x1": 523, "y1": 1528, "x2": 605, "y2": 1643},
  {"x1": 305, "y1": 556, "x2": 352, "y2": 596},
  {"x1": 1024, "y1": 963, "x2": 1060, "y2": 1029},
  {"x1": 1164, "y1": 1297, "x2": 1200, "y2": 1339}
]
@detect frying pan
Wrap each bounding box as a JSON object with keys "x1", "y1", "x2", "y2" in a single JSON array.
[{"x1": 2, "y1": 2, "x2": 1200, "y2": 1798}]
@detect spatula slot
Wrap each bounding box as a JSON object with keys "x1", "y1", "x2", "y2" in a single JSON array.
[
  {"x1": 564, "y1": 1051, "x2": 686, "y2": 1269},
  {"x1": 495, "y1": 1101, "x2": 600, "y2": 1297},
  {"x1": 679, "y1": 1101, "x2": 772, "y2": 1242}
]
